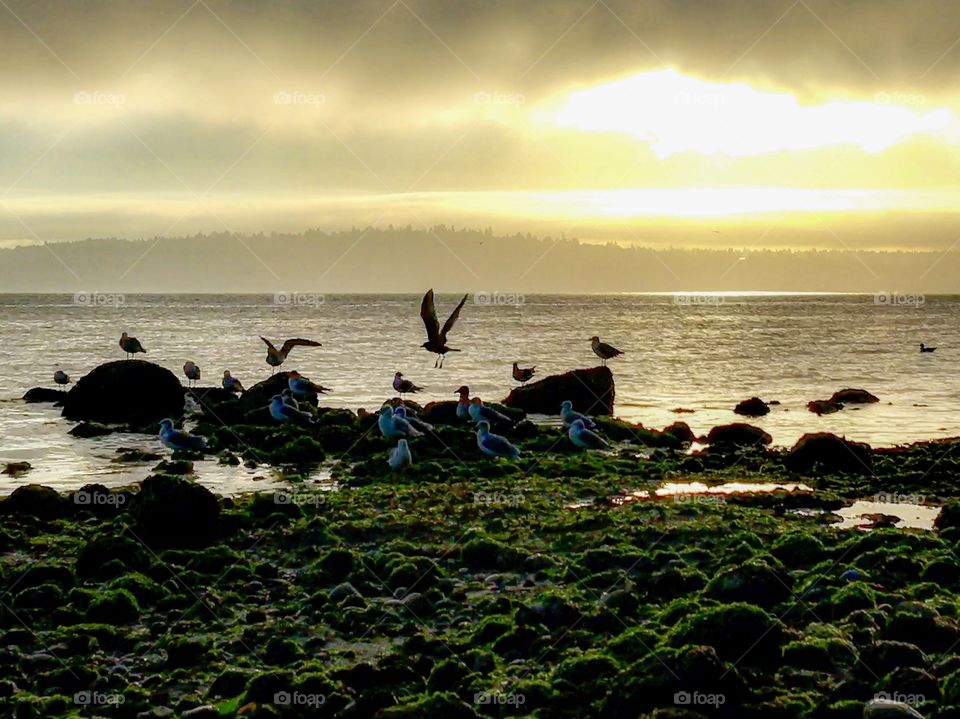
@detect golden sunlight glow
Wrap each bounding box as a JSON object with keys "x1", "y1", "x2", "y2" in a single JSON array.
[{"x1": 551, "y1": 69, "x2": 957, "y2": 157}]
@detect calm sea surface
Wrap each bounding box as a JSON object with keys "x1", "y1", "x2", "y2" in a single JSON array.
[{"x1": 0, "y1": 293, "x2": 955, "y2": 495}]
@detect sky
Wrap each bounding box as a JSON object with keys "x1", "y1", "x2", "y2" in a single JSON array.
[{"x1": 2, "y1": 0, "x2": 960, "y2": 252}]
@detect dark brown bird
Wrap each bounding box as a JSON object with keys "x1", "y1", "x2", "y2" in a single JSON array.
[
  {"x1": 260, "y1": 337, "x2": 321, "y2": 373},
  {"x1": 420, "y1": 289, "x2": 468, "y2": 368},
  {"x1": 512, "y1": 362, "x2": 536, "y2": 385},
  {"x1": 590, "y1": 336, "x2": 624, "y2": 366}
]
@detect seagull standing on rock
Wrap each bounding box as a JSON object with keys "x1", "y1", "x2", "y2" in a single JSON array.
[
  {"x1": 388, "y1": 439, "x2": 412, "y2": 470},
  {"x1": 260, "y1": 337, "x2": 321, "y2": 373},
  {"x1": 269, "y1": 394, "x2": 315, "y2": 425},
  {"x1": 183, "y1": 361, "x2": 201, "y2": 387},
  {"x1": 393, "y1": 372, "x2": 423, "y2": 398},
  {"x1": 281, "y1": 389, "x2": 300, "y2": 409},
  {"x1": 222, "y1": 370, "x2": 244, "y2": 394},
  {"x1": 468, "y1": 397, "x2": 513, "y2": 427},
  {"x1": 288, "y1": 370, "x2": 331, "y2": 398},
  {"x1": 512, "y1": 362, "x2": 536, "y2": 385},
  {"x1": 119, "y1": 332, "x2": 146, "y2": 359},
  {"x1": 378, "y1": 406, "x2": 421, "y2": 439},
  {"x1": 158, "y1": 419, "x2": 209, "y2": 452},
  {"x1": 590, "y1": 336, "x2": 624, "y2": 366},
  {"x1": 420, "y1": 289, "x2": 468, "y2": 368},
  {"x1": 476, "y1": 421, "x2": 521, "y2": 458},
  {"x1": 455, "y1": 386, "x2": 472, "y2": 420},
  {"x1": 53, "y1": 370, "x2": 71, "y2": 390},
  {"x1": 394, "y1": 406, "x2": 434, "y2": 433},
  {"x1": 568, "y1": 419, "x2": 608, "y2": 449},
  {"x1": 561, "y1": 400, "x2": 597, "y2": 429}
]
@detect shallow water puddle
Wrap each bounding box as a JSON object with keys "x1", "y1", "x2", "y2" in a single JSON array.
[
  {"x1": 565, "y1": 480, "x2": 813, "y2": 508},
  {"x1": 835, "y1": 500, "x2": 941, "y2": 531}
]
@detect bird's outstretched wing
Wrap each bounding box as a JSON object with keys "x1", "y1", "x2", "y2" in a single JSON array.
[
  {"x1": 280, "y1": 338, "x2": 321, "y2": 354},
  {"x1": 260, "y1": 337, "x2": 277, "y2": 352},
  {"x1": 440, "y1": 294, "x2": 468, "y2": 342},
  {"x1": 420, "y1": 289, "x2": 440, "y2": 343}
]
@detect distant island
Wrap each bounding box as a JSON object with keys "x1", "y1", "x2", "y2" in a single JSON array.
[{"x1": 1, "y1": 225, "x2": 957, "y2": 294}]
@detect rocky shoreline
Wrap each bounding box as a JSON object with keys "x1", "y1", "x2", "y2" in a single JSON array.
[{"x1": 5, "y1": 362, "x2": 960, "y2": 717}]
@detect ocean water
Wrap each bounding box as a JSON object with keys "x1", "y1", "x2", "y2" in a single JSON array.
[{"x1": 0, "y1": 292, "x2": 956, "y2": 495}]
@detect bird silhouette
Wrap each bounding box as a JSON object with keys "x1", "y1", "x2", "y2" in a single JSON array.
[
  {"x1": 260, "y1": 337, "x2": 321, "y2": 373},
  {"x1": 512, "y1": 362, "x2": 536, "y2": 385},
  {"x1": 420, "y1": 289, "x2": 468, "y2": 367},
  {"x1": 119, "y1": 332, "x2": 146, "y2": 359}
]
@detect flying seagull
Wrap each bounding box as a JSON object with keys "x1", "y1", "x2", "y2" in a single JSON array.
[
  {"x1": 560, "y1": 400, "x2": 596, "y2": 430},
  {"x1": 420, "y1": 289, "x2": 468, "y2": 368},
  {"x1": 920, "y1": 343, "x2": 936, "y2": 353},
  {"x1": 590, "y1": 336, "x2": 624, "y2": 366},
  {"x1": 393, "y1": 372, "x2": 423, "y2": 398},
  {"x1": 388, "y1": 439, "x2": 413, "y2": 470},
  {"x1": 183, "y1": 361, "x2": 201, "y2": 387},
  {"x1": 119, "y1": 332, "x2": 146, "y2": 359},
  {"x1": 260, "y1": 337, "x2": 321, "y2": 373},
  {"x1": 53, "y1": 370, "x2": 71, "y2": 390},
  {"x1": 476, "y1": 420, "x2": 520, "y2": 458},
  {"x1": 512, "y1": 362, "x2": 536, "y2": 385},
  {"x1": 568, "y1": 418, "x2": 608, "y2": 449},
  {"x1": 222, "y1": 370, "x2": 244, "y2": 394},
  {"x1": 158, "y1": 419, "x2": 209, "y2": 452}
]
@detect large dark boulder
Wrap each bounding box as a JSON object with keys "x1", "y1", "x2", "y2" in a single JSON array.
[
  {"x1": 236, "y1": 372, "x2": 298, "y2": 414},
  {"x1": 0, "y1": 484, "x2": 65, "y2": 520},
  {"x1": 705, "y1": 423, "x2": 772, "y2": 448},
  {"x1": 61, "y1": 360, "x2": 183, "y2": 425},
  {"x1": 131, "y1": 475, "x2": 221, "y2": 549},
  {"x1": 785, "y1": 432, "x2": 872, "y2": 474},
  {"x1": 502, "y1": 366, "x2": 615, "y2": 415}
]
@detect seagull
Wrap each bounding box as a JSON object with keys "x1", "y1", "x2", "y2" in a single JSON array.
[
  {"x1": 388, "y1": 439, "x2": 412, "y2": 470},
  {"x1": 568, "y1": 418, "x2": 608, "y2": 449},
  {"x1": 119, "y1": 332, "x2": 146, "y2": 359},
  {"x1": 476, "y1": 421, "x2": 520, "y2": 458},
  {"x1": 288, "y1": 370, "x2": 331, "y2": 398},
  {"x1": 183, "y1": 361, "x2": 201, "y2": 387},
  {"x1": 158, "y1": 419, "x2": 209, "y2": 452},
  {"x1": 394, "y1": 406, "x2": 434, "y2": 433},
  {"x1": 455, "y1": 386, "x2": 471, "y2": 420},
  {"x1": 53, "y1": 370, "x2": 71, "y2": 390},
  {"x1": 420, "y1": 289, "x2": 468, "y2": 367},
  {"x1": 512, "y1": 362, "x2": 536, "y2": 385},
  {"x1": 281, "y1": 389, "x2": 300, "y2": 410},
  {"x1": 378, "y1": 405, "x2": 421, "y2": 439},
  {"x1": 222, "y1": 370, "x2": 244, "y2": 394},
  {"x1": 260, "y1": 337, "x2": 321, "y2": 373},
  {"x1": 468, "y1": 397, "x2": 513, "y2": 427},
  {"x1": 393, "y1": 372, "x2": 423, "y2": 398},
  {"x1": 561, "y1": 400, "x2": 597, "y2": 429},
  {"x1": 920, "y1": 343, "x2": 937, "y2": 353},
  {"x1": 269, "y1": 394, "x2": 315, "y2": 425},
  {"x1": 590, "y1": 336, "x2": 624, "y2": 366}
]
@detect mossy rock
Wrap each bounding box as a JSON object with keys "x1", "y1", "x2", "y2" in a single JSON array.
[
  {"x1": 131, "y1": 474, "x2": 220, "y2": 549},
  {"x1": 85, "y1": 588, "x2": 140, "y2": 624},
  {"x1": 0, "y1": 484, "x2": 65, "y2": 520},
  {"x1": 668, "y1": 602, "x2": 787, "y2": 665},
  {"x1": 785, "y1": 432, "x2": 872, "y2": 475},
  {"x1": 705, "y1": 423, "x2": 772, "y2": 448},
  {"x1": 76, "y1": 535, "x2": 150, "y2": 579},
  {"x1": 61, "y1": 360, "x2": 183, "y2": 424}
]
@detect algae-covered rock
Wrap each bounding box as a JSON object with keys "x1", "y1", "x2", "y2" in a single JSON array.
[
  {"x1": 734, "y1": 396, "x2": 770, "y2": 417},
  {"x1": 68, "y1": 421, "x2": 115, "y2": 438},
  {"x1": 829, "y1": 388, "x2": 879, "y2": 404},
  {"x1": 785, "y1": 432, "x2": 872, "y2": 474},
  {"x1": 131, "y1": 474, "x2": 220, "y2": 548},
  {"x1": 61, "y1": 360, "x2": 183, "y2": 424},
  {"x1": 669, "y1": 602, "x2": 787, "y2": 665},
  {"x1": 1, "y1": 484, "x2": 64, "y2": 519},
  {"x1": 705, "y1": 423, "x2": 772, "y2": 448},
  {"x1": 503, "y1": 366, "x2": 615, "y2": 415},
  {"x1": 808, "y1": 399, "x2": 844, "y2": 415},
  {"x1": 22, "y1": 387, "x2": 64, "y2": 403}
]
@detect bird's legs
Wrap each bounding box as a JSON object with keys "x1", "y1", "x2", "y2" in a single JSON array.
[{"x1": 434, "y1": 355, "x2": 439, "y2": 368}]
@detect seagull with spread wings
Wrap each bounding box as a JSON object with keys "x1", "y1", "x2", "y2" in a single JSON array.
[
  {"x1": 260, "y1": 336, "x2": 321, "y2": 373},
  {"x1": 420, "y1": 289, "x2": 468, "y2": 368}
]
